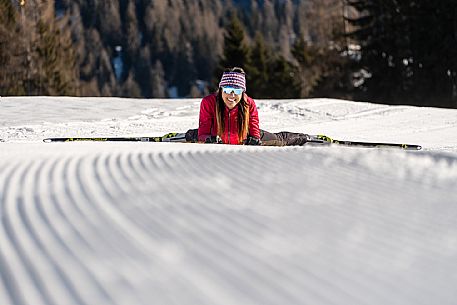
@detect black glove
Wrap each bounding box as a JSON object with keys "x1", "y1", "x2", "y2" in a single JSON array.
[
  {"x1": 244, "y1": 136, "x2": 262, "y2": 146},
  {"x1": 185, "y1": 129, "x2": 198, "y2": 143},
  {"x1": 205, "y1": 135, "x2": 223, "y2": 144}
]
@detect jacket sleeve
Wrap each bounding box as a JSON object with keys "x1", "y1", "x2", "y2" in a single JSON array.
[
  {"x1": 248, "y1": 98, "x2": 261, "y2": 139},
  {"x1": 198, "y1": 95, "x2": 215, "y2": 142}
]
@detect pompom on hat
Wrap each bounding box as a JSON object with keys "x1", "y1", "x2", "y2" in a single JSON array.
[{"x1": 218, "y1": 71, "x2": 246, "y2": 92}]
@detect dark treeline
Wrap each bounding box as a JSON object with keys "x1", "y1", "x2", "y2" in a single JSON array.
[
  {"x1": 347, "y1": 0, "x2": 457, "y2": 108},
  {"x1": 0, "y1": 0, "x2": 456, "y2": 108}
]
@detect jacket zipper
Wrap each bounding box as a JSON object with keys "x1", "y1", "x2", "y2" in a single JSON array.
[{"x1": 228, "y1": 110, "x2": 231, "y2": 144}]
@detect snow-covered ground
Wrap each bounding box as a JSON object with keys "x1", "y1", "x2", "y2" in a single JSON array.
[{"x1": 1, "y1": 96, "x2": 457, "y2": 305}]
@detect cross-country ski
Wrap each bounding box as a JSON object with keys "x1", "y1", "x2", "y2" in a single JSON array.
[{"x1": 43, "y1": 132, "x2": 422, "y2": 150}]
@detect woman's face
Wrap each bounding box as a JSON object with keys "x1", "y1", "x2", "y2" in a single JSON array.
[{"x1": 221, "y1": 88, "x2": 243, "y2": 109}]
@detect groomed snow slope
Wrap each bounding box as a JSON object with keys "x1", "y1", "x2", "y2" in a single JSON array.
[{"x1": 1, "y1": 97, "x2": 457, "y2": 305}]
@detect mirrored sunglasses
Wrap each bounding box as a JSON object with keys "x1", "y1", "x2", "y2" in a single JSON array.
[{"x1": 222, "y1": 87, "x2": 244, "y2": 95}]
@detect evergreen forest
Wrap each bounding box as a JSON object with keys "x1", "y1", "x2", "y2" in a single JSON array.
[{"x1": 1, "y1": 0, "x2": 456, "y2": 108}]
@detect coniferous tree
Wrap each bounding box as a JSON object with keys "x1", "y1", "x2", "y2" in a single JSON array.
[
  {"x1": 124, "y1": 0, "x2": 140, "y2": 64},
  {"x1": 407, "y1": 1, "x2": 457, "y2": 107},
  {"x1": 0, "y1": 0, "x2": 26, "y2": 95},
  {"x1": 96, "y1": 1, "x2": 122, "y2": 46},
  {"x1": 134, "y1": 46, "x2": 153, "y2": 97},
  {"x1": 266, "y1": 56, "x2": 301, "y2": 98},
  {"x1": 35, "y1": 19, "x2": 77, "y2": 95},
  {"x1": 247, "y1": 32, "x2": 271, "y2": 97},
  {"x1": 121, "y1": 69, "x2": 141, "y2": 98},
  {"x1": 261, "y1": 0, "x2": 277, "y2": 46},
  {"x1": 291, "y1": 36, "x2": 321, "y2": 96},
  {"x1": 151, "y1": 60, "x2": 167, "y2": 98},
  {"x1": 219, "y1": 14, "x2": 251, "y2": 71},
  {"x1": 347, "y1": 0, "x2": 407, "y2": 102}
]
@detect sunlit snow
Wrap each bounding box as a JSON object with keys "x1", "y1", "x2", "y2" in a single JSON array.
[{"x1": 1, "y1": 96, "x2": 457, "y2": 305}]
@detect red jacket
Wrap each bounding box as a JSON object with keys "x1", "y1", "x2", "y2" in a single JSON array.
[{"x1": 198, "y1": 93, "x2": 261, "y2": 144}]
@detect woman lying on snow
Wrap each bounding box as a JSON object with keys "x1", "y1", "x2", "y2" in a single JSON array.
[{"x1": 184, "y1": 67, "x2": 311, "y2": 146}]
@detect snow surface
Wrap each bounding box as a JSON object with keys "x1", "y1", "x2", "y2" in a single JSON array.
[{"x1": 1, "y1": 96, "x2": 457, "y2": 305}]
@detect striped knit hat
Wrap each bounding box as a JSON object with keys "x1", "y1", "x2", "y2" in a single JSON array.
[{"x1": 218, "y1": 71, "x2": 246, "y2": 92}]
